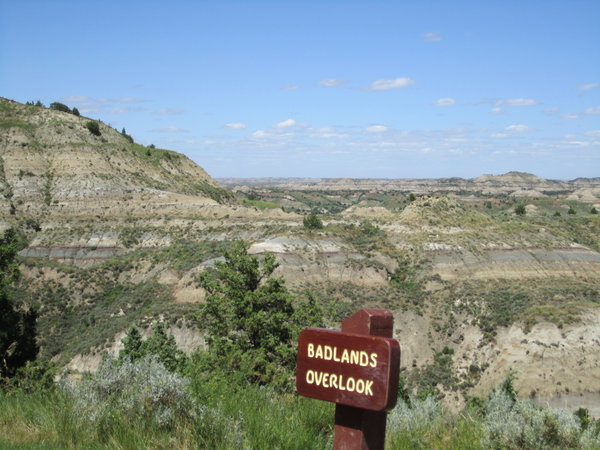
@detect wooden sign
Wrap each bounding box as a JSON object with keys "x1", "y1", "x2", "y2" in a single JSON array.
[{"x1": 296, "y1": 327, "x2": 400, "y2": 411}]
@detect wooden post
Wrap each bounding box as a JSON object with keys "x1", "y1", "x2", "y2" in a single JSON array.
[{"x1": 333, "y1": 309, "x2": 396, "y2": 450}]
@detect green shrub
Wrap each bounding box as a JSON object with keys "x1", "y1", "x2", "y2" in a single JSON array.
[
  {"x1": 85, "y1": 120, "x2": 100, "y2": 136},
  {"x1": 483, "y1": 390, "x2": 582, "y2": 449},
  {"x1": 5, "y1": 360, "x2": 56, "y2": 394},
  {"x1": 303, "y1": 212, "x2": 324, "y2": 230},
  {"x1": 515, "y1": 204, "x2": 526, "y2": 216},
  {"x1": 49, "y1": 102, "x2": 71, "y2": 113},
  {"x1": 63, "y1": 356, "x2": 195, "y2": 429}
]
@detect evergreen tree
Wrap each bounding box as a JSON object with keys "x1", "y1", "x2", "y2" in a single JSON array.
[
  {"x1": 49, "y1": 102, "x2": 71, "y2": 113},
  {"x1": 303, "y1": 212, "x2": 323, "y2": 230},
  {"x1": 515, "y1": 204, "x2": 526, "y2": 216},
  {"x1": 118, "y1": 323, "x2": 187, "y2": 373},
  {"x1": 118, "y1": 326, "x2": 144, "y2": 362},
  {"x1": 198, "y1": 240, "x2": 296, "y2": 387},
  {"x1": 144, "y1": 322, "x2": 186, "y2": 373},
  {"x1": 0, "y1": 229, "x2": 38, "y2": 381}
]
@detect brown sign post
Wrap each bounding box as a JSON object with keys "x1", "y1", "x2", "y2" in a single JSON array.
[{"x1": 296, "y1": 309, "x2": 400, "y2": 449}]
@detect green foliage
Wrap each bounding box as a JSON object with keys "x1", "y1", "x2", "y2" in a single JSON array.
[
  {"x1": 198, "y1": 240, "x2": 298, "y2": 389},
  {"x1": 120, "y1": 127, "x2": 134, "y2": 143},
  {"x1": 192, "y1": 181, "x2": 234, "y2": 204},
  {"x1": 49, "y1": 102, "x2": 71, "y2": 113},
  {"x1": 85, "y1": 120, "x2": 101, "y2": 136},
  {"x1": 292, "y1": 290, "x2": 325, "y2": 334},
  {"x1": 17, "y1": 274, "x2": 177, "y2": 363},
  {"x1": 303, "y1": 212, "x2": 324, "y2": 230},
  {"x1": 0, "y1": 373, "x2": 333, "y2": 449},
  {"x1": 0, "y1": 228, "x2": 38, "y2": 382},
  {"x1": 4, "y1": 372, "x2": 600, "y2": 449},
  {"x1": 118, "y1": 326, "x2": 145, "y2": 362},
  {"x1": 119, "y1": 226, "x2": 142, "y2": 248},
  {"x1": 142, "y1": 322, "x2": 188, "y2": 373},
  {"x1": 591, "y1": 207, "x2": 598, "y2": 215},
  {"x1": 575, "y1": 407, "x2": 590, "y2": 430},
  {"x1": 568, "y1": 206, "x2": 577, "y2": 215},
  {"x1": 5, "y1": 360, "x2": 57, "y2": 394},
  {"x1": 409, "y1": 347, "x2": 458, "y2": 398},
  {"x1": 499, "y1": 370, "x2": 518, "y2": 403},
  {"x1": 483, "y1": 390, "x2": 584, "y2": 449},
  {"x1": 515, "y1": 204, "x2": 526, "y2": 216},
  {"x1": 331, "y1": 220, "x2": 389, "y2": 254},
  {"x1": 71, "y1": 107, "x2": 80, "y2": 116},
  {"x1": 42, "y1": 171, "x2": 53, "y2": 206},
  {"x1": 242, "y1": 197, "x2": 281, "y2": 210},
  {"x1": 64, "y1": 356, "x2": 195, "y2": 430}
]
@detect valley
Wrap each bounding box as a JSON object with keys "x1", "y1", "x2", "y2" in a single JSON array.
[{"x1": 2, "y1": 97, "x2": 600, "y2": 415}]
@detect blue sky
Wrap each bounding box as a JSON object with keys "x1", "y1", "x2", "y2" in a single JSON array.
[{"x1": 1, "y1": 0, "x2": 599, "y2": 180}]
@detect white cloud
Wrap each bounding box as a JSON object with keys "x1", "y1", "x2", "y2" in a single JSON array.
[
  {"x1": 366, "y1": 125, "x2": 388, "y2": 133},
  {"x1": 435, "y1": 98, "x2": 455, "y2": 107},
  {"x1": 317, "y1": 79, "x2": 345, "y2": 87},
  {"x1": 252, "y1": 130, "x2": 267, "y2": 138},
  {"x1": 281, "y1": 84, "x2": 300, "y2": 91},
  {"x1": 422, "y1": 32, "x2": 442, "y2": 42},
  {"x1": 498, "y1": 98, "x2": 538, "y2": 107},
  {"x1": 577, "y1": 82, "x2": 598, "y2": 91},
  {"x1": 109, "y1": 107, "x2": 133, "y2": 114},
  {"x1": 154, "y1": 108, "x2": 184, "y2": 115},
  {"x1": 224, "y1": 122, "x2": 246, "y2": 129},
  {"x1": 276, "y1": 119, "x2": 296, "y2": 128},
  {"x1": 505, "y1": 124, "x2": 530, "y2": 133},
  {"x1": 321, "y1": 132, "x2": 350, "y2": 139},
  {"x1": 152, "y1": 126, "x2": 188, "y2": 133},
  {"x1": 116, "y1": 97, "x2": 145, "y2": 103},
  {"x1": 491, "y1": 107, "x2": 504, "y2": 114},
  {"x1": 564, "y1": 113, "x2": 579, "y2": 120},
  {"x1": 566, "y1": 141, "x2": 590, "y2": 147},
  {"x1": 585, "y1": 106, "x2": 600, "y2": 115},
  {"x1": 368, "y1": 77, "x2": 414, "y2": 91},
  {"x1": 491, "y1": 124, "x2": 530, "y2": 138},
  {"x1": 61, "y1": 95, "x2": 92, "y2": 103},
  {"x1": 585, "y1": 130, "x2": 600, "y2": 137}
]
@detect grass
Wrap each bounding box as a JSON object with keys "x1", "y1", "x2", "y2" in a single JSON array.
[
  {"x1": 3, "y1": 384, "x2": 599, "y2": 449},
  {"x1": 0, "y1": 379, "x2": 333, "y2": 449},
  {"x1": 242, "y1": 198, "x2": 282, "y2": 210}
]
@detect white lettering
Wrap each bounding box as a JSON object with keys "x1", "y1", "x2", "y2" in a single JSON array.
[{"x1": 370, "y1": 353, "x2": 378, "y2": 368}]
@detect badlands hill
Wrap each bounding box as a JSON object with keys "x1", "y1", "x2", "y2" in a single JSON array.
[
  {"x1": 0, "y1": 97, "x2": 231, "y2": 219},
  {"x1": 1, "y1": 97, "x2": 600, "y2": 415}
]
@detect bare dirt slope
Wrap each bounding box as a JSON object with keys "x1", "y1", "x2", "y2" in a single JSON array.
[{"x1": 0, "y1": 98, "x2": 228, "y2": 218}]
